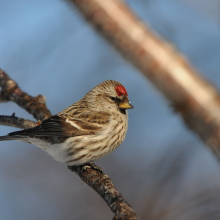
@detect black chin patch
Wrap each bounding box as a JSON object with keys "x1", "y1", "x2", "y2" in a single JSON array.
[{"x1": 119, "y1": 109, "x2": 126, "y2": 115}]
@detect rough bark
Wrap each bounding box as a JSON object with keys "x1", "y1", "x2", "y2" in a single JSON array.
[
  {"x1": 69, "y1": 165, "x2": 138, "y2": 220},
  {"x1": 0, "y1": 115, "x2": 37, "y2": 129}
]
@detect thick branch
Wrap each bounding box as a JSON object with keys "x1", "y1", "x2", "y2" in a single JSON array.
[
  {"x1": 0, "y1": 69, "x2": 52, "y2": 121},
  {"x1": 0, "y1": 70, "x2": 138, "y2": 219},
  {"x1": 70, "y1": 0, "x2": 220, "y2": 159}
]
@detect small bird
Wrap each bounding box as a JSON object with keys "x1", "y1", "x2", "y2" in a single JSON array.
[{"x1": 0, "y1": 80, "x2": 133, "y2": 167}]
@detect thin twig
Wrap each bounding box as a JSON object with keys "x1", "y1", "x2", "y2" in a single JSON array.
[
  {"x1": 0, "y1": 115, "x2": 37, "y2": 129},
  {"x1": 69, "y1": 0, "x2": 220, "y2": 159}
]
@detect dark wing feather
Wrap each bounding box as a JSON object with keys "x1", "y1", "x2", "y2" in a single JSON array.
[{"x1": 8, "y1": 111, "x2": 111, "y2": 137}]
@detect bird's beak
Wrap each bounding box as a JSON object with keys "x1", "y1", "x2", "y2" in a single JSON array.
[{"x1": 118, "y1": 97, "x2": 134, "y2": 109}]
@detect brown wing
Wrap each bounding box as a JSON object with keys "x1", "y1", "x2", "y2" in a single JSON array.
[{"x1": 8, "y1": 111, "x2": 111, "y2": 137}]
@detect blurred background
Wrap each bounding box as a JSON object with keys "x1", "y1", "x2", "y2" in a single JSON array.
[{"x1": 0, "y1": 0, "x2": 220, "y2": 219}]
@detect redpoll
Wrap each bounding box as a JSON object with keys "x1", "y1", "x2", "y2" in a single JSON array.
[{"x1": 0, "y1": 80, "x2": 133, "y2": 166}]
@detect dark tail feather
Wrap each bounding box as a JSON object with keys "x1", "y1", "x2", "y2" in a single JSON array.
[
  {"x1": 0, "y1": 134, "x2": 31, "y2": 144},
  {"x1": 0, "y1": 130, "x2": 34, "y2": 143},
  {"x1": 0, "y1": 135, "x2": 18, "y2": 141}
]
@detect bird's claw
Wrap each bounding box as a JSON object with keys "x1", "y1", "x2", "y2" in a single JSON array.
[
  {"x1": 83, "y1": 162, "x2": 104, "y2": 174},
  {"x1": 68, "y1": 162, "x2": 104, "y2": 174}
]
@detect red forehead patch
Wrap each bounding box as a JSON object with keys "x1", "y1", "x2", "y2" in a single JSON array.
[{"x1": 115, "y1": 85, "x2": 128, "y2": 96}]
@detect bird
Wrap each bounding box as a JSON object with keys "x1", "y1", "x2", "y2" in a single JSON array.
[{"x1": 0, "y1": 80, "x2": 133, "y2": 167}]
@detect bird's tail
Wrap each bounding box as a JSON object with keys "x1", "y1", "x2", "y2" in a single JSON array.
[
  {"x1": 0, "y1": 130, "x2": 33, "y2": 143},
  {"x1": 0, "y1": 135, "x2": 20, "y2": 141}
]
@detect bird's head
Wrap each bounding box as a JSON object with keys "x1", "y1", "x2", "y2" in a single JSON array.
[{"x1": 85, "y1": 80, "x2": 134, "y2": 114}]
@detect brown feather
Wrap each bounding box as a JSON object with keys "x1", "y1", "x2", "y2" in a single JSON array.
[{"x1": 8, "y1": 111, "x2": 110, "y2": 137}]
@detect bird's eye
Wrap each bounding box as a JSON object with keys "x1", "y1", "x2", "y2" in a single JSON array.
[{"x1": 111, "y1": 97, "x2": 116, "y2": 101}]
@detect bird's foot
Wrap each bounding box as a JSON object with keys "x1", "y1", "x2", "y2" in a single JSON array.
[
  {"x1": 84, "y1": 162, "x2": 104, "y2": 174},
  {"x1": 68, "y1": 162, "x2": 104, "y2": 174}
]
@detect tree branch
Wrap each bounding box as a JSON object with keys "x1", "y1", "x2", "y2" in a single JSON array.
[
  {"x1": 0, "y1": 70, "x2": 138, "y2": 219},
  {"x1": 69, "y1": 0, "x2": 220, "y2": 160},
  {"x1": 0, "y1": 115, "x2": 37, "y2": 129},
  {"x1": 0, "y1": 69, "x2": 52, "y2": 121},
  {"x1": 69, "y1": 165, "x2": 138, "y2": 220}
]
